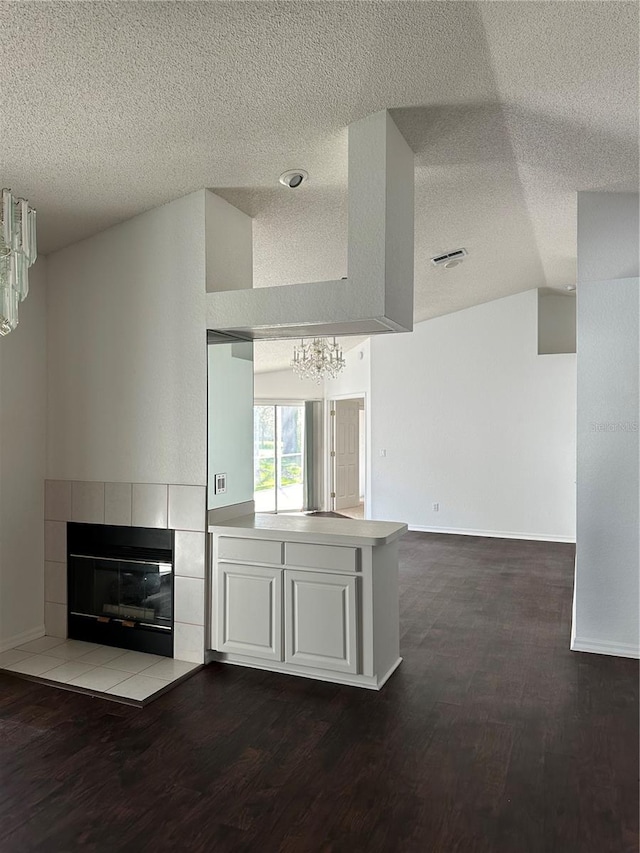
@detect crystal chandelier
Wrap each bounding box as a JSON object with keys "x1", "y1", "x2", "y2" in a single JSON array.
[
  {"x1": 291, "y1": 337, "x2": 346, "y2": 383},
  {"x1": 0, "y1": 188, "x2": 37, "y2": 336}
]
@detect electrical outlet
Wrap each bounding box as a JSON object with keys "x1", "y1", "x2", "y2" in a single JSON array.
[{"x1": 432, "y1": 502, "x2": 439, "y2": 512}]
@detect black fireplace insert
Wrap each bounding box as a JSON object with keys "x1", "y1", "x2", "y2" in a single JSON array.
[{"x1": 67, "y1": 523, "x2": 174, "y2": 657}]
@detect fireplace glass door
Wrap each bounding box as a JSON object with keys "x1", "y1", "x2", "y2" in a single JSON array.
[
  {"x1": 67, "y1": 523, "x2": 174, "y2": 657},
  {"x1": 69, "y1": 555, "x2": 172, "y2": 630}
]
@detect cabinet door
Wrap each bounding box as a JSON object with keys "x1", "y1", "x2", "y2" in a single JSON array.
[
  {"x1": 284, "y1": 570, "x2": 358, "y2": 674},
  {"x1": 216, "y1": 563, "x2": 282, "y2": 660}
]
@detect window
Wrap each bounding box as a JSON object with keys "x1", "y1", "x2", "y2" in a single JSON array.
[{"x1": 254, "y1": 404, "x2": 304, "y2": 513}]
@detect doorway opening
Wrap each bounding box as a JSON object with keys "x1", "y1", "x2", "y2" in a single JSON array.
[
  {"x1": 329, "y1": 396, "x2": 366, "y2": 519},
  {"x1": 254, "y1": 403, "x2": 305, "y2": 513}
]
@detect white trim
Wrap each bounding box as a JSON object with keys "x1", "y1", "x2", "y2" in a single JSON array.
[
  {"x1": 571, "y1": 637, "x2": 640, "y2": 659},
  {"x1": 0, "y1": 624, "x2": 46, "y2": 654},
  {"x1": 328, "y1": 393, "x2": 368, "y2": 401},
  {"x1": 254, "y1": 398, "x2": 320, "y2": 406},
  {"x1": 376, "y1": 656, "x2": 403, "y2": 688},
  {"x1": 326, "y1": 392, "x2": 369, "y2": 517},
  {"x1": 408, "y1": 525, "x2": 575, "y2": 544},
  {"x1": 570, "y1": 555, "x2": 577, "y2": 648},
  {"x1": 212, "y1": 652, "x2": 399, "y2": 690}
]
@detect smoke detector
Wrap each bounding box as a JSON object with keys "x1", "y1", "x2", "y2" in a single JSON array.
[
  {"x1": 431, "y1": 248, "x2": 467, "y2": 269},
  {"x1": 279, "y1": 169, "x2": 308, "y2": 189}
]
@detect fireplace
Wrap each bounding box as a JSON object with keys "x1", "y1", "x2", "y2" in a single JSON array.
[{"x1": 67, "y1": 523, "x2": 174, "y2": 657}]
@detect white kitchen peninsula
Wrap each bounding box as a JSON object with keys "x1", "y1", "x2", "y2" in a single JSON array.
[{"x1": 208, "y1": 514, "x2": 407, "y2": 689}]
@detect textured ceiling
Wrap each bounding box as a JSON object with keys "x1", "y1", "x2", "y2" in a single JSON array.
[{"x1": 2, "y1": 1, "x2": 637, "y2": 372}]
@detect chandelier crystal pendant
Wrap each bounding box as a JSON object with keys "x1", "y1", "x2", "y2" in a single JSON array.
[
  {"x1": 0, "y1": 188, "x2": 37, "y2": 336},
  {"x1": 291, "y1": 337, "x2": 346, "y2": 384}
]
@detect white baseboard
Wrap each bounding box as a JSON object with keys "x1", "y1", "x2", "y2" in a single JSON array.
[
  {"x1": 570, "y1": 557, "x2": 577, "y2": 649},
  {"x1": 408, "y1": 525, "x2": 575, "y2": 544},
  {"x1": 376, "y1": 657, "x2": 403, "y2": 689},
  {"x1": 212, "y1": 652, "x2": 394, "y2": 690},
  {"x1": 571, "y1": 637, "x2": 640, "y2": 659},
  {"x1": 0, "y1": 624, "x2": 45, "y2": 654}
]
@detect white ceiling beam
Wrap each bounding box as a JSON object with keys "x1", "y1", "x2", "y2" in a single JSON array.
[{"x1": 206, "y1": 109, "x2": 414, "y2": 339}]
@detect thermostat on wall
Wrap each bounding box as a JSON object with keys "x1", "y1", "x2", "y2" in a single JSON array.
[{"x1": 215, "y1": 473, "x2": 227, "y2": 495}]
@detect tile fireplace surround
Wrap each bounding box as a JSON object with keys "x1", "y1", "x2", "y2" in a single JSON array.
[
  {"x1": 0, "y1": 638, "x2": 200, "y2": 704},
  {"x1": 44, "y1": 480, "x2": 207, "y2": 664}
]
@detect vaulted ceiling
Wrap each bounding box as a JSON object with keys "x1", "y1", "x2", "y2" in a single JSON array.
[{"x1": 2, "y1": 1, "x2": 637, "y2": 371}]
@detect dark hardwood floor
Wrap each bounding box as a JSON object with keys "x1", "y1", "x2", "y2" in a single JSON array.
[{"x1": 1, "y1": 532, "x2": 637, "y2": 852}]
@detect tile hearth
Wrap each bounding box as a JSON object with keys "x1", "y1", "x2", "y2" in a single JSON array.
[{"x1": 0, "y1": 637, "x2": 200, "y2": 704}]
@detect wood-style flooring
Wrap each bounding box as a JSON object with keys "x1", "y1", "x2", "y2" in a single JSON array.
[{"x1": 0, "y1": 532, "x2": 637, "y2": 852}]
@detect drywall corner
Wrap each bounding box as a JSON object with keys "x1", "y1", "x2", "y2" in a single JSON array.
[
  {"x1": 205, "y1": 190, "x2": 253, "y2": 293},
  {"x1": 0, "y1": 257, "x2": 47, "y2": 647}
]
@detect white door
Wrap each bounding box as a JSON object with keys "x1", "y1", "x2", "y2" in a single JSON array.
[
  {"x1": 284, "y1": 569, "x2": 358, "y2": 674},
  {"x1": 216, "y1": 563, "x2": 283, "y2": 660},
  {"x1": 334, "y1": 399, "x2": 360, "y2": 510}
]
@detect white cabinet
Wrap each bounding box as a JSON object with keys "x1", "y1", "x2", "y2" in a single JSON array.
[
  {"x1": 218, "y1": 536, "x2": 282, "y2": 565},
  {"x1": 284, "y1": 570, "x2": 358, "y2": 674},
  {"x1": 210, "y1": 522, "x2": 404, "y2": 690},
  {"x1": 216, "y1": 562, "x2": 282, "y2": 661},
  {"x1": 284, "y1": 542, "x2": 358, "y2": 573}
]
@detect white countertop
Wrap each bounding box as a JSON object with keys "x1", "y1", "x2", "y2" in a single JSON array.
[{"x1": 208, "y1": 513, "x2": 408, "y2": 547}]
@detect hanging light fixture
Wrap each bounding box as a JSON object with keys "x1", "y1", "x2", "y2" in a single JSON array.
[
  {"x1": 0, "y1": 188, "x2": 37, "y2": 336},
  {"x1": 291, "y1": 337, "x2": 346, "y2": 384}
]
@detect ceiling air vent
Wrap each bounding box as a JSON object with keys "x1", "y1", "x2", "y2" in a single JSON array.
[{"x1": 431, "y1": 248, "x2": 467, "y2": 269}]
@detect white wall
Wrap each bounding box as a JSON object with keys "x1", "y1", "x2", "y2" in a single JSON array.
[
  {"x1": 369, "y1": 290, "x2": 577, "y2": 540},
  {"x1": 205, "y1": 191, "x2": 253, "y2": 293},
  {"x1": 255, "y1": 340, "x2": 372, "y2": 403},
  {"x1": 359, "y1": 407, "x2": 366, "y2": 498},
  {"x1": 538, "y1": 291, "x2": 576, "y2": 355},
  {"x1": 254, "y1": 368, "x2": 322, "y2": 402},
  {"x1": 573, "y1": 191, "x2": 639, "y2": 658},
  {"x1": 208, "y1": 342, "x2": 254, "y2": 510},
  {"x1": 325, "y1": 339, "x2": 372, "y2": 515},
  {"x1": 47, "y1": 191, "x2": 208, "y2": 485},
  {"x1": 577, "y1": 192, "x2": 639, "y2": 282},
  {"x1": 324, "y1": 338, "x2": 371, "y2": 400},
  {"x1": 0, "y1": 260, "x2": 47, "y2": 649}
]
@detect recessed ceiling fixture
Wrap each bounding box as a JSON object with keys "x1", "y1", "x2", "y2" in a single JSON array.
[
  {"x1": 291, "y1": 338, "x2": 345, "y2": 383},
  {"x1": 0, "y1": 188, "x2": 37, "y2": 336},
  {"x1": 279, "y1": 169, "x2": 308, "y2": 189},
  {"x1": 431, "y1": 248, "x2": 467, "y2": 269}
]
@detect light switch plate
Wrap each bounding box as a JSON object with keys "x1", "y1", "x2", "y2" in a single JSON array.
[{"x1": 215, "y1": 473, "x2": 227, "y2": 494}]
